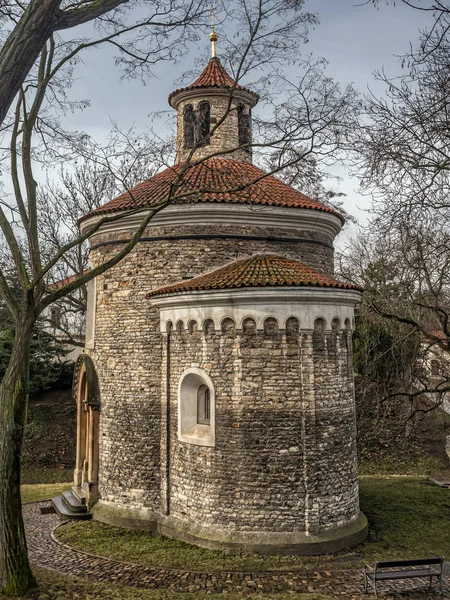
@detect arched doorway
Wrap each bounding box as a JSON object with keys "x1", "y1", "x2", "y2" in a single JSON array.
[{"x1": 73, "y1": 354, "x2": 100, "y2": 507}]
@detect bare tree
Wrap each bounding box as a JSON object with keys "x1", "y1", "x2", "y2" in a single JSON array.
[
  {"x1": 0, "y1": 0, "x2": 210, "y2": 129},
  {"x1": 347, "y1": 1, "x2": 450, "y2": 418},
  {"x1": 38, "y1": 141, "x2": 158, "y2": 347},
  {"x1": 339, "y1": 220, "x2": 450, "y2": 429},
  {"x1": 356, "y1": 1, "x2": 450, "y2": 222},
  {"x1": 0, "y1": 2, "x2": 206, "y2": 593},
  {"x1": 370, "y1": 0, "x2": 450, "y2": 62}
]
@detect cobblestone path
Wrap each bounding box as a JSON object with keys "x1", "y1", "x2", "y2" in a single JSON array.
[{"x1": 24, "y1": 502, "x2": 449, "y2": 599}]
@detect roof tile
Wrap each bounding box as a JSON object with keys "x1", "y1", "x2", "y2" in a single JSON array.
[
  {"x1": 80, "y1": 158, "x2": 343, "y2": 223},
  {"x1": 147, "y1": 255, "x2": 363, "y2": 297},
  {"x1": 168, "y1": 57, "x2": 257, "y2": 106}
]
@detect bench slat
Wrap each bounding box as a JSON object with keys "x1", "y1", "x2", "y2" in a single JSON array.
[
  {"x1": 376, "y1": 558, "x2": 442, "y2": 568},
  {"x1": 368, "y1": 569, "x2": 440, "y2": 581}
]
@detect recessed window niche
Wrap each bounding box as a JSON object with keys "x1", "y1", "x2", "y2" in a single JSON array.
[{"x1": 178, "y1": 368, "x2": 215, "y2": 447}]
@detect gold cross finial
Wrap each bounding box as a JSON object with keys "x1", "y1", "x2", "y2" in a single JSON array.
[{"x1": 209, "y1": 4, "x2": 218, "y2": 58}]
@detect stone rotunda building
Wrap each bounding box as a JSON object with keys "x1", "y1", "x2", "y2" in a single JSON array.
[{"x1": 54, "y1": 36, "x2": 368, "y2": 554}]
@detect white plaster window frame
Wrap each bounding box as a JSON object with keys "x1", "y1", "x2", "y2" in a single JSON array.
[
  {"x1": 178, "y1": 367, "x2": 215, "y2": 447},
  {"x1": 85, "y1": 275, "x2": 97, "y2": 349}
]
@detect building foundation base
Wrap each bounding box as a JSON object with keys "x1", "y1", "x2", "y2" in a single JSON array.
[{"x1": 92, "y1": 502, "x2": 368, "y2": 556}]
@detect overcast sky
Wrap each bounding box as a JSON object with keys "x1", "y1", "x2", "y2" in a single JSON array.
[{"x1": 63, "y1": 0, "x2": 432, "y2": 245}]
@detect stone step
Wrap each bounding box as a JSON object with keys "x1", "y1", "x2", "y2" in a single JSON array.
[
  {"x1": 71, "y1": 485, "x2": 86, "y2": 505},
  {"x1": 52, "y1": 495, "x2": 92, "y2": 521},
  {"x1": 62, "y1": 490, "x2": 87, "y2": 513},
  {"x1": 429, "y1": 477, "x2": 450, "y2": 488}
]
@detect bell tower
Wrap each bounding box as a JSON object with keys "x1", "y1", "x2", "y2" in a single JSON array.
[{"x1": 168, "y1": 27, "x2": 259, "y2": 164}]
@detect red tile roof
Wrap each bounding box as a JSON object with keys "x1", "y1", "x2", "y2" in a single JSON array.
[
  {"x1": 48, "y1": 270, "x2": 89, "y2": 290},
  {"x1": 168, "y1": 57, "x2": 258, "y2": 106},
  {"x1": 79, "y1": 158, "x2": 343, "y2": 224},
  {"x1": 192, "y1": 57, "x2": 238, "y2": 88},
  {"x1": 426, "y1": 330, "x2": 448, "y2": 343},
  {"x1": 147, "y1": 255, "x2": 363, "y2": 297}
]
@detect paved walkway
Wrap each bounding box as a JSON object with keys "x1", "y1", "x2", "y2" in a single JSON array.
[{"x1": 24, "y1": 501, "x2": 449, "y2": 599}]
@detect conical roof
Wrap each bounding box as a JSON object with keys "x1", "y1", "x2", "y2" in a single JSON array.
[
  {"x1": 191, "y1": 56, "x2": 238, "y2": 88},
  {"x1": 168, "y1": 57, "x2": 258, "y2": 107},
  {"x1": 147, "y1": 255, "x2": 363, "y2": 297},
  {"x1": 79, "y1": 158, "x2": 343, "y2": 224}
]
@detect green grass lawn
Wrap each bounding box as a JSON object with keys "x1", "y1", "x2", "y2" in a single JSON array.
[
  {"x1": 55, "y1": 476, "x2": 450, "y2": 573},
  {"x1": 21, "y1": 482, "x2": 72, "y2": 504},
  {"x1": 0, "y1": 568, "x2": 332, "y2": 600},
  {"x1": 359, "y1": 476, "x2": 450, "y2": 561},
  {"x1": 57, "y1": 519, "x2": 314, "y2": 572}
]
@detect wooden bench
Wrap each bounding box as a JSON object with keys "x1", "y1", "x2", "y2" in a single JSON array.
[{"x1": 364, "y1": 557, "x2": 444, "y2": 598}]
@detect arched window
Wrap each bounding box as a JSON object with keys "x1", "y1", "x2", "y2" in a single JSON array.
[
  {"x1": 188, "y1": 320, "x2": 198, "y2": 334},
  {"x1": 197, "y1": 385, "x2": 211, "y2": 425},
  {"x1": 51, "y1": 305, "x2": 62, "y2": 329},
  {"x1": 332, "y1": 317, "x2": 341, "y2": 332},
  {"x1": 238, "y1": 105, "x2": 251, "y2": 151},
  {"x1": 178, "y1": 368, "x2": 215, "y2": 447},
  {"x1": 183, "y1": 104, "x2": 195, "y2": 148},
  {"x1": 314, "y1": 317, "x2": 326, "y2": 335},
  {"x1": 196, "y1": 101, "x2": 210, "y2": 146}
]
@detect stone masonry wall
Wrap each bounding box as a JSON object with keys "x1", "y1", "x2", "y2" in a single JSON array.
[
  {"x1": 164, "y1": 317, "x2": 359, "y2": 534},
  {"x1": 89, "y1": 223, "x2": 335, "y2": 274},
  {"x1": 307, "y1": 320, "x2": 359, "y2": 533},
  {"x1": 89, "y1": 222, "x2": 335, "y2": 512}
]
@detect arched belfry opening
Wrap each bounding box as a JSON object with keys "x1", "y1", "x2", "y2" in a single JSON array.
[
  {"x1": 237, "y1": 104, "x2": 251, "y2": 151},
  {"x1": 183, "y1": 104, "x2": 195, "y2": 148},
  {"x1": 73, "y1": 354, "x2": 101, "y2": 507}
]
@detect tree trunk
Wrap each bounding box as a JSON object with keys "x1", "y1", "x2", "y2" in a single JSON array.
[
  {"x1": 0, "y1": 316, "x2": 36, "y2": 595},
  {"x1": 0, "y1": 0, "x2": 61, "y2": 129}
]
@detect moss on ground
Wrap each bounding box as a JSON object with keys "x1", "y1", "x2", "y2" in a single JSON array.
[
  {"x1": 55, "y1": 477, "x2": 450, "y2": 572},
  {"x1": 56, "y1": 518, "x2": 316, "y2": 572},
  {"x1": 0, "y1": 568, "x2": 332, "y2": 600},
  {"x1": 21, "y1": 482, "x2": 72, "y2": 504}
]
